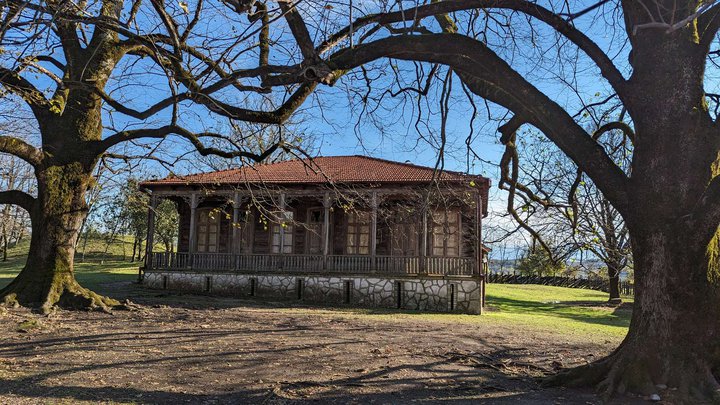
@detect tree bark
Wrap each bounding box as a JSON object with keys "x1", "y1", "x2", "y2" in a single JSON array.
[
  {"x1": 551, "y1": 227, "x2": 720, "y2": 401},
  {"x1": 0, "y1": 163, "x2": 119, "y2": 313},
  {"x1": 1, "y1": 234, "x2": 7, "y2": 262},
  {"x1": 545, "y1": 29, "x2": 720, "y2": 401},
  {"x1": 131, "y1": 235, "x2": 138, "y2": 263},
  {"x1": 607, "y1": 263, "x2": 622, "y2": 304}
]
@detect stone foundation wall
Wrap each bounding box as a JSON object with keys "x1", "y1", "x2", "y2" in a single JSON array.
[{"x1": 144, "y1": 271, "x2": 482, "y2": 314}]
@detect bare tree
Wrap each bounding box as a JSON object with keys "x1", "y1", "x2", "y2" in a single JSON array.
[
  {"x1": 0, "y1": 98, "x2": 34, "y2": 261},
  {"x1": 0, "y1": 0, "x2": 318, "y2": 312},
  {"x1": 2, "y1": 0, "x2": 720, "y2": 399},
  {"x1": 291, "y1": 3, "x2": 720, "y2": 398},
  {"x1": 505, "y1": 128, "x2": 632, "y2": 303}
]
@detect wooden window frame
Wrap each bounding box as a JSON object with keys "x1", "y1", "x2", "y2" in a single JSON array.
[
  {"x1": 197, "y1": 207, "x2": 222, "y2": 253},
  {"x1": 430, "y1": 209, "x2": 461, "y2": 257},
  {"x1": 305, "y1": 207, "x2": 324, "y2": 254},
  {"x1": 271, "y1": 209, "x2": 294, "y2": 254},
  {"x1": 345, "y1": 211, "x2": 371, "y2": 255}
]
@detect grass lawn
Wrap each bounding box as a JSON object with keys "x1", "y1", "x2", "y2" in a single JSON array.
[
  {"x1": 485, "y1": 284, "x2": 631, "y2": 339},
  {"x1": 0, "y1": 237, "x2": 140, "y2": 291},
  {"x1": 0, "y1": 238, "x2": 631, "y2": 343}
]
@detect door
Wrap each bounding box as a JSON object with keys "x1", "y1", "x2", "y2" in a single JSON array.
[
  {"x1": 197, "y1": 208, "x2": 221, "y2": 253},
  {"x1": 306, "y1": 208, "x2": 324, "y2": 254}
]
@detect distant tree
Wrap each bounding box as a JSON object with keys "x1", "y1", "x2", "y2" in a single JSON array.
[
  {"x1": 113, "y1": 178, "x2": 178, "y2": 259},
  {"x1": 516, "y1": 245, "x2": 565, "y2": 277},
  {"x1": 154, "y1": 200, "x2": 179, "y2": 254},
  {"x1": 504, "y1": 128, "x2": 632, "y2": 303},
  {"x1": 0, "y1": 101, "x2": 34, "y2": 261},
  {"x1": 117, "y1": 179, "x2": 149, "y2": 262}
]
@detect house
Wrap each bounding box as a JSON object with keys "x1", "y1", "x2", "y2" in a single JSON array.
[{"x1": 139, "y1": 155, "x2": 490, "y2": 314}]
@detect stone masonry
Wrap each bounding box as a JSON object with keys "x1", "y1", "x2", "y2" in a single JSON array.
[{"x1": 144, "y1": 271, "x2": 482, "y2": 314}]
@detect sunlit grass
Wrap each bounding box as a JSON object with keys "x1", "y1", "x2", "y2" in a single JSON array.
[
  {"x1": 483, "y1": 284, "x2": 631, "y2": 339},
  {"x1": 0, "y1": 237, "x2": 139, "y2": 290}
]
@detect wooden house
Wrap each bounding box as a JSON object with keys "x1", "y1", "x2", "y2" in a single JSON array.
[{"x1": 140, "y1": 155, "x2": 490, "y2": 314}]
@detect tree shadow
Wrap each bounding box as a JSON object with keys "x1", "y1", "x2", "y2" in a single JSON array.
[
  {"x1": 0, "y1": 340, "x2": 616, "y2": 404},
  {"x1": 485, "y1": 295, "x2": 631, "y2": 329}
]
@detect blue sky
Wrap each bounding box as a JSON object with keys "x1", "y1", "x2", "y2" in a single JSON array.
[{"x1": 3, "y1": 0, "x2": 651, "y2": 257}]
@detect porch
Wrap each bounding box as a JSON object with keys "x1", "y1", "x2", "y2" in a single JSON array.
[
  {"x1": 148, "y1": 252, "x2": 477, "y2": 276},
  {"x1": 142, "y1": 186, "x2": 487, "y2": 280}
]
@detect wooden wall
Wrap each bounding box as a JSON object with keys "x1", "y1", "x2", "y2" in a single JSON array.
[{"x1": 170, "y1": 195, "x2": 480, "y2": 258}]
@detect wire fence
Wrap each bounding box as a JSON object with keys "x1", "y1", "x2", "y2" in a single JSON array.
[{"x1": 487, "y1": 273, "x2": 634, "y2": 297}]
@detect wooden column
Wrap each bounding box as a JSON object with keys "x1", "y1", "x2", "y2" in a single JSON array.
[
  {"x1": 420, "y1": 201, "x2": 428, "y2": 274},
  {"x1": 370, "y1": 191, "x2": 378, "y2": 270},
  {"x1": 144, "y1": 194, "x2": 159, "y2": 271},
  {"x1": 278, "y1": 192, "x2": 286, "y2": 255},
  {"x1": 322, "y1": 192, "x2": 331, "y2": 270},
  {"x1": 188, "y1": 193, "x2": 199, "y2": 253},
  {"x1": 232, "y1": 191, "x2": 242, "y2": 254},
  {"x1": 476, "y1": 189, "x2": 484, "y2": 314}
]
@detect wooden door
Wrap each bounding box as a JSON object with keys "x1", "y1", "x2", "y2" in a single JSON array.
[
  {"x1": 390, "y1": 222, "x2": 418, "y2": 256},
  {"x1": 197, "y1": 208, "x2": 221, "y2": 253},
  {"x1": 306, "y1": 208, "x2": 323, "y2": 254}
]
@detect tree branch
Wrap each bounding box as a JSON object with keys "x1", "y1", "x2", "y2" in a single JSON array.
[
  {"x1": 700, "y1": 2, "x2": 720, "y2": 48},
  {"x1": 594, "y1": 121, "x2": 635, "y2": 144},
  {"x1": 96, "y1": 125, "x2": 282, "y2": 161},
  {"x1": 278, "y1": 0, "x2": 317, "y2": 62},
  {"x1": 0, "y1": 190, "x2": 36, "y2": 216},
  {"x1": 0, "y1": 67, "x2": 49, "y2": 115},
  {"x1": 318, "y1": 0, "x2": 628, "y2": 98},
  {"x1": 328, "y1": 33, "x2": 630, "y2": 215},
  {"x1": 0, "y1": 135, "x2": 43, "y2": 166}
]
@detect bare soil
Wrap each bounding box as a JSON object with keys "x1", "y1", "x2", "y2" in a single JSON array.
[{"x1": 0, "y1": 281, "x2": 644, "y2": 404}]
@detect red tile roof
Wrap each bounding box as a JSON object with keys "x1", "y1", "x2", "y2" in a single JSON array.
[{"x1": 141, "y1": 155, "x2": 490, "y2": 188}]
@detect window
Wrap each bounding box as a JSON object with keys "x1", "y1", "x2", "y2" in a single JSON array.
[
  {"x1": 197, "y1": 208, "x2": 221, "y2": 253},
  {"x1": 271, "y1": 210, "x2": 294, "y2": 253},
  {"x1": 431, "y1": 210, "x2": 460, "y2": 257},
  {"x1": 346, "y1": 211, "x2": 371, "y2": 255},
  {"x1": 306, "y1": 208, "x2": 324, "y2": 254},
  {"x1": 308, "y1": 209, "x2": 323, "y2": 223}
]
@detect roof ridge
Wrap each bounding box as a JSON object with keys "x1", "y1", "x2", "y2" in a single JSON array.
[
  {"x1": 348, "y1": 154, "x2": 477, "y2": 177},
  {"x1": 145, "y1": 155, "x2": 489, "y2": 185}
]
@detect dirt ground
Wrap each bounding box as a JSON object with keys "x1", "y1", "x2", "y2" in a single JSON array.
[{"x1": 0, "y1": 282, "x2": 643, "y2": 404}]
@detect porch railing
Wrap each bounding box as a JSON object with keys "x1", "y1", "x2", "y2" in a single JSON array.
[{"x1": 149, "y1": 252, "x2": 476, "y2": 277}]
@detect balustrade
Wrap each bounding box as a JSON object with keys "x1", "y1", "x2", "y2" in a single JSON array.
[{"x1": 149, "y1": 252, "x2": 476, "y2": 276}]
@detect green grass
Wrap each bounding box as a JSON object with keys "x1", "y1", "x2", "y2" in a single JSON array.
[
  {"x1": 0, "y1": 237, "x2": 631, "y2": 342},
  {"x1": 484, "y1": 284, "x2": 631, "y2": 339},
  {"x1": 0, "y1": 237, "x2": 139, "y2": 291}
]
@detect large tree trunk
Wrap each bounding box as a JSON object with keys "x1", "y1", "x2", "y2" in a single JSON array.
[
  {"x1": 606, "y1": 262, "x2": 622, "y2": 304},
  {"x1": 553, "y1": 227, "x2": 720, "y2": 401},
  {"x1": 552, "y1": 30, "x2": 720, "y2": 401},
  {"x1": 0, "y1": 163, "x2": 119, "y2": 313}
]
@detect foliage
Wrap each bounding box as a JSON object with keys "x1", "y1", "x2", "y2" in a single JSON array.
[
  {"x1": 516, "y1": 247, "x2": 566, "y2": 277},
  {"x1": 113, "y1": 179, "x2": 179, "y2": 254}
]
